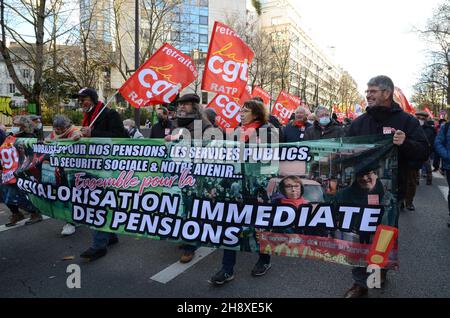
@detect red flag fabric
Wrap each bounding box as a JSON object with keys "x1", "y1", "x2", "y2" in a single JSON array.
[
  {"x1": 252, "y1": 86, "x2": 271, "y2": 106},
  {"x1": 424, "y1": 106, "x2": 434, "y2": 118},
  {"x1": 393, "y1": 87, "x2": 415, "y2": 115},
  {"x1": 272, "y1": 91, "x2": 301, "y2": 125},
  {"x1": 201, "y1": 21, "x2": 254, "y2": 99},
  {"x1": 207, "y1": 94, "x2": 242, "y2": 130},
  {"x1": 119, "y1": 43, "x2": 198, "y2": 107}
]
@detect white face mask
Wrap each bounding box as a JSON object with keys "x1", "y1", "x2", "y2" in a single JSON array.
[
  {"x1": 10, "y1": 126, "x2": 20, "y2": 135},
  {"x1": 37, "y1": 123, "x2": 43, "y2": 129},
  {"x1": 419, "y1": 120, "x2": 425, "y2": 126}
]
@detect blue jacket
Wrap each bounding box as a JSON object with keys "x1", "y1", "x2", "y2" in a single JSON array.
[{"x1": 434, "y1": 124, "x2": 450, "y2": 169}]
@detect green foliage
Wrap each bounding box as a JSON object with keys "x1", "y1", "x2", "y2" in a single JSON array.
[{"x1": 252, "y1": 0, "x2": 262, "y2": 15}]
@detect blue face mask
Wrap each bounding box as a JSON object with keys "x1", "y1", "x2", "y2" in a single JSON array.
[{"x1": 319, "y1": 117, "x2": 331, "y2": 126}]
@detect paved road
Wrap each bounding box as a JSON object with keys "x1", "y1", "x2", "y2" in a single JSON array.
[{"x1": 1, "y1": 172, "x2": 450, "y2": 298}]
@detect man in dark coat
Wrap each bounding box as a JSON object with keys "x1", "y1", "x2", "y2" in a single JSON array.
[
  {"x1": 344, "y1": 75, "x2": 429, "y2": 298},
  {"x1": 416, "y1": 111, "x2": 436, "y2": 185},
  {"x1": 283, "y1": 106, "x2": 311, "y2": 142},
  {"x1": 150, "y1": 106, "x2": 174, "y2": 138},
  {"x1": 165, "y1": 93, "x2": 214, "y2": 263},
  {"x1": 74, "y1": 87, "x2": 128, "y2": 262},
  {"x1": 304, "y1": 105, "x2": 345, "y2": 140}
]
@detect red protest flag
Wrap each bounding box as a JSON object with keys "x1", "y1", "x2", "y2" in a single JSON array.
[
  {"x1": 207, "y1": 94, "x2": 242, "y2": 130},
  {"x1": 119, "y1": 43, "x2": 198, "y2": 107},
  {"x1": 252, "y1": 86, "x2": 271, "y2": 106},
  {"x1": 206, "y1": 89, "x2": 253, "y2": 130},
  {"x1": 201, "y1": 21, "x2": 254, "y2": 99},
  {"x1": 393, "y1": 87, "x2": 415, "y2": 115},
  {"x1": 272, "y1": 91, "x2": 301, "y2": 125},
  {"x1": 424, "y1": 106, "x2": 434, "y2": 118}
]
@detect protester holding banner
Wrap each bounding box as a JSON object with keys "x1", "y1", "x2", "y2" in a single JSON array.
[
  {"x1": 149, "y1": 106, "x2": 174, "y2": 139},
  {"x1": 415, "y1": 111, "x2": 436, "y2": 185},
  {"x1": 75, "y1": 87, "x2": 128, "y2": 139},
  {"x1": 209, "y1": 99, "x2": 275, "y2": 286},
  {"x1": 3, "y1": 116, "x2": 43, "y2": 227},
  {"x1": 46, "y1": 115, "x2": 82, "y2": 236},
  {"x1": 165, "y1": 93, "x2": 213, "y2": 263},
  {"x1": 282, "y1": 106, "x2": 311, "y2": 143},
  {"x1": 304, "y1": 106, "x2": 344, "y2": 140},
  {"x1": 73, "y1": 87, "x2": 127, "y2": 262},
  {"x1": 345, "y1": 75, "x2": 429, "y2": 297}
]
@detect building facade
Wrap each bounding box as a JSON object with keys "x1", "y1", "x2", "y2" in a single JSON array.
[{"x1": 257, "y1": 0, "x2": 349, "y2": 107}]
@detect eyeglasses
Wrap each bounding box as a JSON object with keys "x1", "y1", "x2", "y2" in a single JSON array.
[
  {"x1": 365, "y1": 89, "x2": 385, "y2": 95},
  {"x1": 285, "y1": 185, "x2": 301, "y2": 189},
  {"x1": 239, "y1": 108, "x2": 251, "y2": 113}
]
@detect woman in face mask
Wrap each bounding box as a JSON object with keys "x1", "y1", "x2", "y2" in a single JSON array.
[
  {"x1": 46, "y1": 115, "x2": 83, "y2": 236},
  {"x1": 304, "y1": 105, "x2": 345, "y2": 141}
]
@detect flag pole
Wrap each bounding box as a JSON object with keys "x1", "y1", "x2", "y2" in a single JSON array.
[{"x1": 89, "y1": 91, "x2": 119, "y2": 129}]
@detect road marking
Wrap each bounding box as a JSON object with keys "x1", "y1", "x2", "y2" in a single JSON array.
[
  {"x1": 438, "y1": 186, "x2": 448, "y2": 202},
  {"x1": 0, "y1": 216, "x2": 50, "y2": 233},
  {"x1": 150, "y1": 247, "x2": 216, "y2": 284},
  {"x1": 433, "y1": 172, "x2": 445, "y2": 179}
]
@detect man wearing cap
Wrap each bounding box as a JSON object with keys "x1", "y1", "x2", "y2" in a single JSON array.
[
  {"x1": 415, "y1": 111, "x2": 436, "y2": 186},
  {"x1": 345, "y1": 75, "x2": 429, "y2": 297},
  {"x1": 334, "y1": 162, "x2": 395, "y2": 296},
  {"x1": 72, "y1": 87, "x2": 128, "y2": 262},
  {"x1": 73, "y1": 87, "x2": 128, "y2": 139},
  {"x1": 164, "y1": 93, "x2": 213, "y2": 263}
]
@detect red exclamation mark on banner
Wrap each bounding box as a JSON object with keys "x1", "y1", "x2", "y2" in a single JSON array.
[{"x1": 367, "y1": 225, "x2": 398, "y2": 268}]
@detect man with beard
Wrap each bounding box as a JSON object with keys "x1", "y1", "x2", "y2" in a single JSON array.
[
  {"x1": 165, "y1": 93, "x2": 213, "y2": 263},
  {"x1": 344, "y1": 75, "x2": 429, "y2": 297},
  {"x1": 150, "y1": 106, "x2": 174, "y2": 138}
]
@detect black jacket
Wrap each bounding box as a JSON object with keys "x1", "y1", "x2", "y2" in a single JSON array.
[
  {"x1": 421, "y1": 123, "x2": 436, "y2": 151},
  {"x1": 150, "y1": 119, "x2": 174, "y2": 138},
  {"x1": 282, "y1": 121, "x2": 311, "y2": 143},
  {"x1": 304, "y1": 120, "x2": 345, "y2": 141},
  {"x1": 89, "y1": 105, "x2": 128, "y2": 138},
  {"x1": 346, "y1": 102, "x2": 430, "y2": 165}
]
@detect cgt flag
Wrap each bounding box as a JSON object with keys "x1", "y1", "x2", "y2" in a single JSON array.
[
  {"x1": 207, "y1": 88, "x2": 253, "y2": 130},
  {"x1": 202, "y1": 21, "x2": 254, "y2": 99},
  {"x1": 252, "y1": 86, "x2": 271, "y2": 107},
  {"x1": 272, "y1": 91, "x2": 301, "y2": 125},
  {"x1": 119, "y1": 43, "x2": 198, "y2": 107}
]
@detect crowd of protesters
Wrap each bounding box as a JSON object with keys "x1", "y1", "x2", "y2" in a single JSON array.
[{"x1": 0, "y1": 75, "x2": 448, "y2": 298}]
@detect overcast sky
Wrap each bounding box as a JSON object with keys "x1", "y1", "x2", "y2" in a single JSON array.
[{"x1": 296, "y1": 0, "x2": 443, "y2": 100}]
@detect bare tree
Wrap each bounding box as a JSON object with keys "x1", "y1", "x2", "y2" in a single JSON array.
[
  {"x1": 414, "y1": 0, "x2": 449, "y2": 108},
  {"x1": 337, "y1": 71, "x2": 361, "y2": 109},
  {"x1": 58, "y1": 0, "x2": 114, "y2": 92},
  {"x1": 0, "y1": 0, "x2": 76, "y2": 114}
]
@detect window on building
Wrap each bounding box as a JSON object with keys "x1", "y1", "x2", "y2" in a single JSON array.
[
  {"x1": 9, "y1": 84, "x2": 15, "y2": 94},
  {"x1": 199, "y1": 34, "x2": 208, "y2": 43},
  {"x1": 199, "y1": 0, "x2": 208, "y2": 7},
  {"x1": 271, "y1": 16, "x2": 281, "y2": 25},
  {"x1": 199, "y1": 15, "x2": 208, "y2": 25},
  {"x1": 171, "y1": 31, "x2": 181, "y2": 41},
  {"x1": 22, "y1": 69, "x2": 30, "y2": 78}
]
